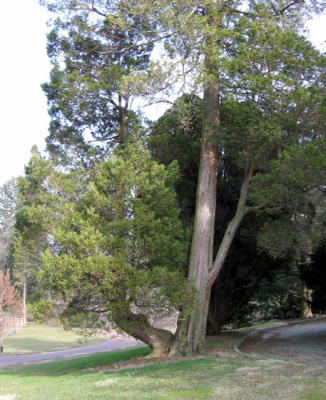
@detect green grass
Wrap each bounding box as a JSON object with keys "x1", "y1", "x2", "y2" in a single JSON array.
[
  {"x1": 1, "y1": 323, "x2": 106, "y2": 354},
  {"x1": 234, "y1": 320, "x2": 286, "y2": 331},
  {"x1": 0, "y1": 344, "x2": 325, "y2": 399}
]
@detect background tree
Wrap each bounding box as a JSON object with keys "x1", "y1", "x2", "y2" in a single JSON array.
[
  {"x1": 41, "y1": 0, "x2": 156, "y2": 167},
  {"x1": 149, "y1": 94, "x2": 202, "y2": 226},
  {"x1": 0, "y1": 270, "x2": 20, "y2": 313},
  {"x1": 13, "y1": 147, "x2": 59, "y2": 320},
  {"x1": 0, "y1": 178, "x2": 18, "y2": 270}
]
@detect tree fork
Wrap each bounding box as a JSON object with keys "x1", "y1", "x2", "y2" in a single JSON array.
[
  {"x1": 171, "y1": 166, "x2": 254, "y2": 355},
  {"x1": 170, "y1": 0, "x2": 222, "y2": 356}
]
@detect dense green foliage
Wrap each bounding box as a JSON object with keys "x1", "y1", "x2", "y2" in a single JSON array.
[
  {"x1": 27, "y1": 299, "x2": 56, "y2": 324},
  {"x1": 13, "y1": 147, "x2": 59, "y2": 307},
  {"x1": 0, "y1": 178, "x2": 18, "y2": 270},
  {"x1": 40, "y1": 145, "x2": 191, "y2": 334},
  {"x1": 41, "y1": 0, "x2": 155, "y2": 166}
]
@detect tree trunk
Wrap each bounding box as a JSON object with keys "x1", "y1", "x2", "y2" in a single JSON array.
[
  {"x1": 171, "y1": 169, "x2": 254, "y2": 355},
  {"x1": 22, "y1": 280, "x2": 26, "y2": 323},
  {"x1": 117, "y1": 311, "x2": 174, "y2": 357},
  {"x1": 206, "y1": 280, "x2": 228, "y2": 335},
  {"x1": 168, "y1": 0, "x2": 222, "y2": 356},
  {"x1": 118, "y1": 95, "x2": 128, "y2": 144},
  {"x1": 301, "y1": 282, "x2": 313, "y2": 318}
]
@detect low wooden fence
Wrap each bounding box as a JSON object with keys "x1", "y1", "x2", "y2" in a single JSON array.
[{"x1": 0, "y1": 315, "x2": 26, "y2": 338}]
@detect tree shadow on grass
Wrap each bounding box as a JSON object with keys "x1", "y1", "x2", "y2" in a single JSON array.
[
  {"x1": 0, "y1": 346, "x2": 151, "y2": 377},
  {"x1": 1, "y1": 336, "x2": 100, "y2": 354}
]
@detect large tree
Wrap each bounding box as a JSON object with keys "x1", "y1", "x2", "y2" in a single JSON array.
[{"x1": 41, "y1": 0, "x2": 326, "y2": 355}]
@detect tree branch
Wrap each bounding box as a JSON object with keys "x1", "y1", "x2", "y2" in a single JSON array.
[
  {"x1": 208, "y1": 168, "x2": 254, "y2": 283},
  {"x1": 275, "y1": 0, "x2": 303, "y2": 16},
  {"x1": 244, "y1": 203, "x2": 267, "y2": 215},
  {"x1": 89, "y1": 1, "x2": 107, "y2": 17}
]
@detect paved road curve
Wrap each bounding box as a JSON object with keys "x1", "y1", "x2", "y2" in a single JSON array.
[
  {"x1": 0, "y1": 336, "x2": 139, "y2": 369},
  {"x1": 238, "y1": 318, "x2": 326, "y2": 365}
]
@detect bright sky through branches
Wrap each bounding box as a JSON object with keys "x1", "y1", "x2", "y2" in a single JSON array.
[{"x1": 0, "y1": 1, "x2": 325, "y2": 187}]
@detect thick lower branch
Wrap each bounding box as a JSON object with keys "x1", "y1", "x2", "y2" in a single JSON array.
[{"x1": 116, "y1": 311, "x2": 174, "y2": 357}]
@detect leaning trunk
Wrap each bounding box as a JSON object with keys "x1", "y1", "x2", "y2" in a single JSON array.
[{"x1": 117, "y1": 311, "x2": 174, "y2": 357}]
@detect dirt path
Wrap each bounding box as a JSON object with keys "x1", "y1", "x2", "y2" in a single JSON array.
[
  {"x1": 238, "y1": 318, "x2": 326, "y2": 365},
  {"x1": 0, "y1": 336, "x2": 139, "y2": 369}
]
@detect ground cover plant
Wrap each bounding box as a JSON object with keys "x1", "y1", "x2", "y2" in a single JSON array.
[
  {"x1": 0, "y1": 337, "x2": 325, "y2": 400},
  {"x1": 1, "y1": 323, "x2": 106, "y2": 354}
]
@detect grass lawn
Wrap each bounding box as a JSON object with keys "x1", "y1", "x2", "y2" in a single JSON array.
[
  {"x1": 0, "y1": 336, "x2": 325, "y2": 400},
  {"x1": 232, "y1": 320, "x2": 288, "y2": 331},
  {"x1": 1, "y1": 323, "x2": 107, "y2": 354}
]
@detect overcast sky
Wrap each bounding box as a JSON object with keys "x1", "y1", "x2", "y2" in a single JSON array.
[
  {"x1": 0, "y1": 1, "x2": 325, "y2": 187},
  {"x1": 0, "y1": 0, "x2": 51, "y2": 186}
]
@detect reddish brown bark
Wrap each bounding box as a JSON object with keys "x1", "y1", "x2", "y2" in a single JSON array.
[
  {"x1": 170, "y1": 1, "x2": 221, "y2": 353},
  {"x1": 171, "y1": 168, "x2": 254, "y2": 355}
]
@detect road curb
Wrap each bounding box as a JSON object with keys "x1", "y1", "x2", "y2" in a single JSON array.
[
  {"x1": 0, "y1": 340, "x2": 142, "y2": 370},
  {"x1": 233, "y1": 327, "x2": 272, "y2": 360},
  {"x1": 233, "y1": 317, "x2": 326, "y2": 364}
]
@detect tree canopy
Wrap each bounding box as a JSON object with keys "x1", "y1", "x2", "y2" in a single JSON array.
[{"x1": 12, "y1": 0, "x2": 325, "y2": 356}]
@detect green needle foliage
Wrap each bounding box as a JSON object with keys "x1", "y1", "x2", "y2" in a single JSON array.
[
  {"x1": 41, "y1": 0, "x2": 155, "y2": 166},
  {"x1": 40, "y1": 145, "x2": 191, "y2": 350}
]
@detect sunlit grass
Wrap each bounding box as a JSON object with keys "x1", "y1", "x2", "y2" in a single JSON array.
[
  {"x1": 234, "y1": 320, "x2": 286, "y2": 331},
  {"x1": 0, "y1": 339, "x2": 325, "y2": 399},
  {"x1": 1, "y1": 323, "x2": 106, "y2": 354}
]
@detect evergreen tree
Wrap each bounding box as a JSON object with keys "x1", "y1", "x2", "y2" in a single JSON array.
[
  {"x1": 13, "y1": 147, "x2": 59, "y2": 319},
  {"x1": 0, "y1": 179, "x2": 18, "y2": 270},
  {"x1": 41, "y1": 0, "x2": 326, "y2": 355},
  {"x1": 41, "y1": 1, "x2": 155, "y2": 167},
  {"x1": 40, "y1": 145, "x2": 191, "y2": 356}
]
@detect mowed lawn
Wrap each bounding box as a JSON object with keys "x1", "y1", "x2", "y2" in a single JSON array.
[
  {"x1": 0, "y1": 337, "x2": 326, "y2": 400},
  {"x1": 1, "y1": 323, "x2": 106, "y2": 354}
]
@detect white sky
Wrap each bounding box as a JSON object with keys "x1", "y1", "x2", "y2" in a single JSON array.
[
  {"x1": 0, "y1": 0, "x2": 51, "y2": 186},
  {"x1": 0, "y1": 1, "x2": 325, "y2": 187}
]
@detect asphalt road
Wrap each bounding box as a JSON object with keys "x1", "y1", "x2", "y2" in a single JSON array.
[
  {"x1": 238, "y1": 318, "x2": 326, "y2": 365},
  {"x1": 0, "y1": 336, "x2": 139, "y2": 369},
  {"x1": 2, "y1": 319, "x2": 325, "y2": 369}
]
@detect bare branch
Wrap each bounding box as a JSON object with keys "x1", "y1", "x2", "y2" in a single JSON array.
[
  {"x1": 89, "y1": 1, "x2": 107, "y2": 17},
  {"x1": 244, "y1": 203, "x2": 267, "y2": 215},
  {"x1": 276, "y1": 0, "x2": 303, "y2": 15}
]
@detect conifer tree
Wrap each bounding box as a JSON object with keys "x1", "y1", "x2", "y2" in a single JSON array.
[{"x1": 41, "y1": 0, "x2": 326, "y2": 355}]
